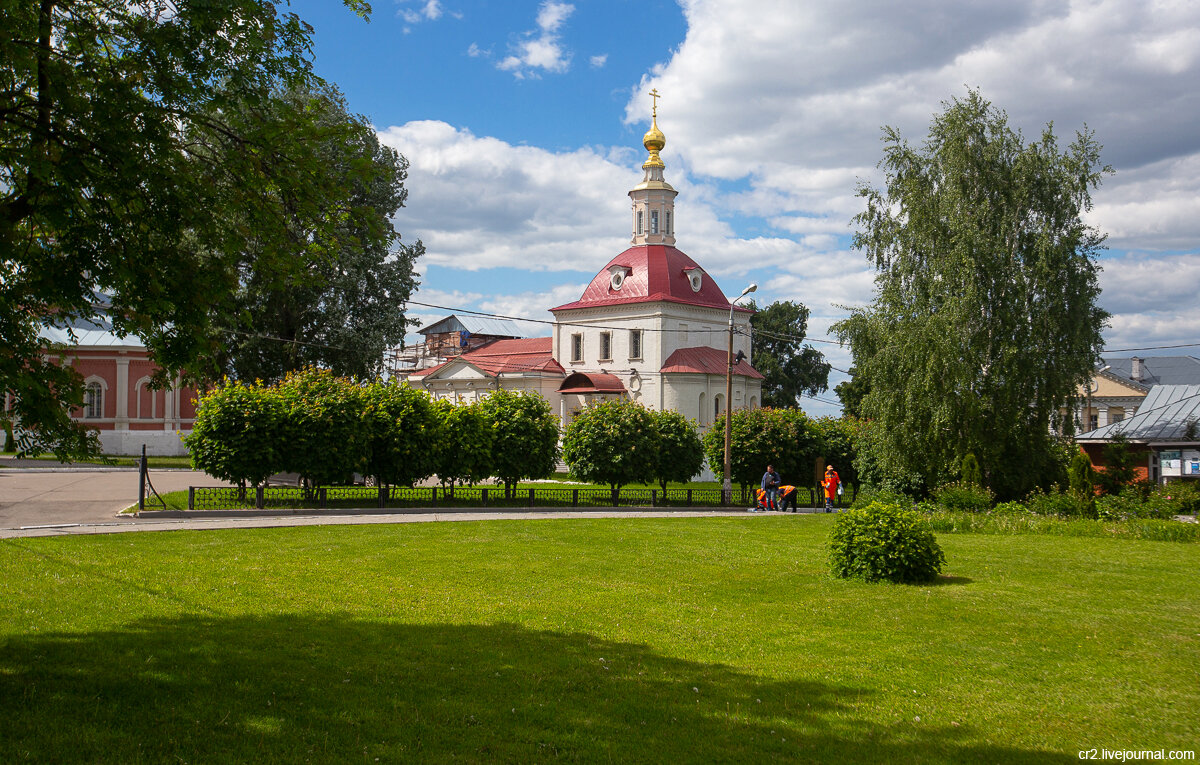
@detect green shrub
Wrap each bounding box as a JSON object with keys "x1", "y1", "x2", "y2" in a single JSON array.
[
  {"x1": 1095, "y1": 490, "x2": 1143, "y2": 521},
  {"x1": 1161, "y1": 482, "x2": 1200, "y2": 515},
  {"x1": 1067, "y1": 451, "x2": 1097, "y2": 517},
  {"x1": 932, "y1": 480, "x2": 994, "y2": 512},
  {"x1": 1024, "y1": 487, "x2": 1089, "y2": 517},
  {"x1": 828, "y1": 501, "x2": 946, "y2": 584},
  {"x1": 992, "y1": 500, "x2": 1029, "y2": 515},
  {"x1": 851, "y1": 485, "x2": 912, "y2": 510},
  {"x1": 1098, "y1": 487, "x2": 1187, "y2": 521}
]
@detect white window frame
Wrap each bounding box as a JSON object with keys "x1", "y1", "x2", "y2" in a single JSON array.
[
  {"x1": 629, "y1": 329, "x2": 643, "y2": 361},
  {"x1": 83, "y1": 380, "x2": 104, "y2": 419},
  {"x1": 571, "y1": 333, "x2": 583, "y2": 363},
  {"x1": 599, "y1": 331, "x2": 612, "y2": 361}
]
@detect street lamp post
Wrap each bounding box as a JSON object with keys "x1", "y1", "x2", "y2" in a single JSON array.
[{"x1": 723, "y1": 283, "x2": 757, "y2": 504}]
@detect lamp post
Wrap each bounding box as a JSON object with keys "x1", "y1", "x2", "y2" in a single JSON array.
[{"x1": 723, "y1": 283, "x2": 757, "y2": 504}]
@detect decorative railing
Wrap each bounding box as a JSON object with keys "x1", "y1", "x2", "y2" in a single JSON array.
[{"x1": 184, "y1": 485, "x2": 801, "y2": 511}]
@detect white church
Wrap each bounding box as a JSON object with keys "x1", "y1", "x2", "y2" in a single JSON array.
[{"x1": 409, "y1": 99, "x2": 763, "y2": 434}]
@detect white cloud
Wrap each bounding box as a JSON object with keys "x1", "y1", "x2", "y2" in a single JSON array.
[
  {"x1": 378, "y1": 121, "x2": 632, "y2": 273},
  {"x1": 399, "y1": 0, "x2": 446, "y2": 27},
  {"x1": 626, "y1": 0, "x2": 1200, "y2": 225},
  {"x1": 496, "y1": 1, "x2": 575, "y2": 78},
  {"x1": 589, "y1": 53, "x2": 608, "y2": 68},
  {"x1": 617, "y1": 0, "x2": 1200, "y2": 372}
]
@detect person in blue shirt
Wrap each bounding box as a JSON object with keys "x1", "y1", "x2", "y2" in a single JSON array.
[{"x1": 759, "y1": 465, "x2": 781, "y2": 512}]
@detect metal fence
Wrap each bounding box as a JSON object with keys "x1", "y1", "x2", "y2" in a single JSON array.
[{"x1": 185, "y1": 485, "x2": 798, "y2": 511}]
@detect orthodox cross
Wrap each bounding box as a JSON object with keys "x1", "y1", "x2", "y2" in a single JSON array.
[{"x1": 649, "y1": 88, "x2": 661, "y2": 117}]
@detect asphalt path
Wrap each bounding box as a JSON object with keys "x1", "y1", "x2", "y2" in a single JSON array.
[
  {"x1": 0, "y1": 465, "x2": 781, "y2": 539},
  {"x1": 0, "y1": 467, "x2": 221, "y2": 531}
]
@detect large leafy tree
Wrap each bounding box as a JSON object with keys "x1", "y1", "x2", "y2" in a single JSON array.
[
  {"x1": 217, "y1": 86, "x2": 421, "y2": 383},
  {"x1": 749, "y1": 301, "x2": 830, "y2": 408},
  {"x1": 834, "y1": 90, "x2": 1109, "y2": 499},
  {"x1": 1, "y1": 0, "x2": 371, "y2": 457},
  {"x1": 562, "y1": 400, "x2": 660, "y2": 491},
  {"x1": 834, "y1": 368, "x2": 870, "y2": 419}
]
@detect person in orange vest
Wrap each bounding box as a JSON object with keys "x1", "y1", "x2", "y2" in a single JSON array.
[{"x1": 823, "y1": 465, "x2": 841, "y2": 513}]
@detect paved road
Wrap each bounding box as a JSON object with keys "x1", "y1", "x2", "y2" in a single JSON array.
[
  {"x1": 0, "y1": 467, "x2": 220, "y2": 530},
  {"x1": 0, "y1": 466, "x2": 782, "y2": 539}
]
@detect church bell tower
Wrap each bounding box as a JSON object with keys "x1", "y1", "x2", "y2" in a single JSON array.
[{"x1": 629, "y1": 89, "x2": 677, "y2": 246}]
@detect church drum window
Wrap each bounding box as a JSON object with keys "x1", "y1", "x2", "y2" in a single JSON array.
[{"x1": 651, "y1": 210, "x2": 659, "y2": 234}]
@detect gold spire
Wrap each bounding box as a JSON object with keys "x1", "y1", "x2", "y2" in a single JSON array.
[{"x1": 642, "y1": 88, "x2": 665, "y2": 168}]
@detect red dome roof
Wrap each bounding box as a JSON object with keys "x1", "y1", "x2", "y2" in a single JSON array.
[{"x1": 550, "y1": 245, "x2": 749, "y2": 313}]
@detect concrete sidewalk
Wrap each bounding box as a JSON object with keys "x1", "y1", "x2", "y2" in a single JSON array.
[{"x1": 0, "y1": 507, "x2": 808, "y2": 539}]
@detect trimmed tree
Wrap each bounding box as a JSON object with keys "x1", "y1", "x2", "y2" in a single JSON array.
[
  {"x1": 702, "y1": 407, "x2": 819, "y2": 495},
  {"x1": 276, "y1": 368, "x2": 368, "y2": 488},
  {"x1": 650, "y1": 409, "x2": 706, "y2": 493},
  {"x1": 362, "y1": 382, "x2": 442, "y2": 488},
  {"x1": 477, "y1": 389, "x2": 560, "y2": 498},
  {"x1": 562, "y1": 400, "x2": 660, "y2": 491},
  {"x1": 432, "y1": 399, "x2": 495, "y2": 490},
  {"x1": 185, "y1": 379, "x2": 287, "y2": 494}
]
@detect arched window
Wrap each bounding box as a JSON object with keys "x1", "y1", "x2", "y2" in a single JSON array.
[
  {"x1": 84, "y1": 382, "x2": 103, "y2": 419},
  {"x1": 749, "y1": 395, "x2": 758, "y2": 410},
  {"x1": 714, "y1": 393, "x2": 724, "y2": 423},
  {"x1": 698, "y1": 392, "x2": 706, "y2": 426},
  {"x1": 135, "y1": 376, "x2": 156, "y2": 419}
]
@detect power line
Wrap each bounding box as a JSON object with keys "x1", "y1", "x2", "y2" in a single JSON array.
[{"x1": 1103, "y1": 342, "x2": 1200, "y2": 352}]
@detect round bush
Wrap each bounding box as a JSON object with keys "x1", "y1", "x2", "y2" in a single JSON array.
[{"x1": 828, "y1": 501, "x2": 946, "y2": 584}]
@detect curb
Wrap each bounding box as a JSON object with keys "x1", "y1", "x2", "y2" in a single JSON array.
[{"x1": 132, "y1": 506, "x2": 819, "y2": 520}]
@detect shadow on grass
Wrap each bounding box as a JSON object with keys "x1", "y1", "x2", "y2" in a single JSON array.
[
  {"x1": 0, "y1": 616, "x2": 1070, "y2": 763},
  {"x1": 927, "y1": 575, "x2": 974, "y2": 587}
]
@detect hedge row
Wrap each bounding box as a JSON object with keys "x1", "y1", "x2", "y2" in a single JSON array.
[{"x1": 186, "y1": 369, "x2": 559, "y2": 493}]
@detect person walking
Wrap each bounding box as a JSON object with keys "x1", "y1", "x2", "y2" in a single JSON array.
[
  {"x1": 823, "y1": 465, "x2": 841, "y2": 513},
  {"x1": 759, "y1": 464, "x2": 781, "y2": 512}
]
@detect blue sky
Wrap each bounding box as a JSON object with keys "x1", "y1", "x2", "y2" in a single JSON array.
[{"x1": 288, "y1": 0, "x2": 1200, "y2": 416}]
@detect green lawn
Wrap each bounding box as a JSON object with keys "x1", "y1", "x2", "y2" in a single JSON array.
[{"x1": 1, "y1": 516, "x2": 1196, "y2": 762}]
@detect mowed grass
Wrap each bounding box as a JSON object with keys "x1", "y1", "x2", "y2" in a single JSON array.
[{"x1": 1, "y1": 516, "x2": 1196, "y2": 763}]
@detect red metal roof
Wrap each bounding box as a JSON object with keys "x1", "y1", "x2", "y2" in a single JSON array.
[
  {"x1": 411, "y1": 338, "x2": 563, "y2": 377},
  {"x1": 660, "y1": 346, "x2": 764, "y2": 379},
  {"x1": 550, "y1": 245, "x2": 754, "y2": 313},
  {"x1": 557, "y1": 371, "x2": 627, "y2": 394}
]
